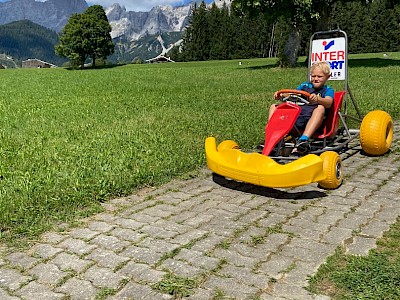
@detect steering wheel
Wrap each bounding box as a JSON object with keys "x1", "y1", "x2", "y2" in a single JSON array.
[{"x1": 275, "y1": 89, "x2": 310, "y2": 105}]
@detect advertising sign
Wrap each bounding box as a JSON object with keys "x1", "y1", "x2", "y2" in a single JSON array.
[{"x1": 311, "y1": 37, "x2": 346, "y2": 80}]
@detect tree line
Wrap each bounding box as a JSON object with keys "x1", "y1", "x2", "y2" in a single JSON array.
[{"x1": 170, "y1": 0, "x2": 400, "y2": 64}]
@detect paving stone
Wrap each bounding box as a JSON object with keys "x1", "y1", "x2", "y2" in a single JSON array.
[
  {"x1": 28, "y1": 263, "x2": 67, "y2": 285},
  {"x1": 186, "y1": 288, "x2": 215, "y2": 300},
  {"x1": 314, "y1": 295, "x2": 331, "y2": 300},
  {"x1": 15, "y1": 282, "x2": 65, "y2": 300},
  {"x1": 50, "y1": 252, "x2": 92, "y2": 273},
  {"x1": 140, "y1": 225, "x2": 178, "y2": 239},
  {"x1": 41, "y1": 232, "x2": 67, "y2": 244},
  {"x1": 190, "y1": 233, "x2": 226, "y2": 253},
  {"x1": 0, "y1": 268, "x2": 32, "y2": 291},
  {"x1": 69, "y1": 228, "x2": 100, "y2": 240},
  {"x1": 93, "y1": 212, "x2": 117, "y2": 223},
  {"x1": 113, "y1": 217, "x2": 144, "y2": 230},
  {"x1": 109, "y1": 227, "x2": 146, "y2": 243},
  {"x1": 6, "y1": 252, "x2": 38, "y2": 270},
  {"x1": 89, "y1": 234, "x2": 130, "y2": 252},
  {"x1": 203, "y1": 275, "x2": 259, "y2": 299},
  {"x1": 161, "y1": 258, "x2": 203, "y2": 277},
  {"x1": 0, "y1": 288, "x2": 20, "y2": 300},
  {"x1": 257, "y1": 213, "x2": 288, "y2": 228},
  {"x1": 56, "y1": 277, "x2": 98, "y2": 300},
  {"x1": 361, "y1": 220, "x2": 391, "y2": 238},
  {"x1": 120, "y1": 245, "x2": 164, "y2": 265},
  {"x1": 141, "y1": 206, "x2": 175, "y2": 218},
  {"x1": 171, "y1": 229, "x2": 208, "y2": 245},
  {"x1": 85, "y1": 248, "x2": 130, "y2": 270},
  {"x1": 86, "y1": 221, "x2": 114, "y2": 233},
  {"x1": 321, "y1": 226, "x2": 353, "y2": 245},
  {"x1": 220, "y1": 264, "x2": 268, "y2": 289},
  {"x1": 174, "y1": 248, "x2": 220, "y2": 271},
  {"x1": 110, "y1": 281, "x2": 172, "y2": 300},
  {"x1": 272, "y1": 283, "x2": 314, "y2": 300},
  {"x1": 213, "y1": 248, "x2": 258, "y2": 268},
  {"x1": 346, "y1": 236, "x2": 377, "y2": 256},
  {"x1": 118, "y1": 262, "x2": 166, "y2": 283},
  {"x1": 336, "y1": 213, "x2": 370, "y2": 230},
  {"x1": 259, "y1": 255, "x2": 295, "y2": 279},
  {"x1": 281, "y1": 225, "x2": 322, "y2": 240},
  {"x1": 58, "y1": 238, "x2": 97, "y2": 255},
  {"x1": 181, "y1": 213, "x2": 215, "y2": 228},
  {"x1": 83, "y1": 265, "x2": 126, "y2": 289},
  {"x1": 32, "y1": 244, "x2": 63, "y2": 259}
]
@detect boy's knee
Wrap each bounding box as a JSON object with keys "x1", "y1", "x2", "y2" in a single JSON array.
[{"x1": 314, "y1": 105, "x2": 325, "y2": 116}]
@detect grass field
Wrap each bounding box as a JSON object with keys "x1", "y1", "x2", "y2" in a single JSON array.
[{"x1": 0, "y1": 53, "x2": 399, "y2": 243}]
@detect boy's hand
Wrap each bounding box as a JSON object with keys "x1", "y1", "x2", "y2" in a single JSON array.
[{"x1": 309, "y1": 93, "x2": 320, "y2": 104}]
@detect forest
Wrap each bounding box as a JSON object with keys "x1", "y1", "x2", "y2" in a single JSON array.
[{"x1": 171, "y1": 0, "x2": 400, "y2": 62}]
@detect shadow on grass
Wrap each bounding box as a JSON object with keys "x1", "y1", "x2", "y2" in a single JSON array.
[
  {"x1": 212, "y1": 173, "x2": 327, "y2": 200},
  {"x1": 244, "y1": 57, "x2": 400, "y2": 71},
  {"x1": 348, "y1": 58, "x2": 400, "y2": 68},
  {"x1": 66, "y1": 63, "x2": 127, "y2": 70}
]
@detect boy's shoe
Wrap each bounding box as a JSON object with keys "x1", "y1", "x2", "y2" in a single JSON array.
[{"x1": 293, "y1": 139, "x2": 310, "y2": 154}]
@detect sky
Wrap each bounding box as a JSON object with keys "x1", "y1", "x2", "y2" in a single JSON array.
[{"x1": 0, "y1": 0, "x2": 213, "y2": 12}]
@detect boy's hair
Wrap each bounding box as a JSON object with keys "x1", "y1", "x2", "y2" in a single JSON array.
[{"x1": 310, "y1": 61, "x2": 331, "y2": 76}]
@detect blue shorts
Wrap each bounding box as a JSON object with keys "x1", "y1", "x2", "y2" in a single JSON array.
[{"x1": 295, "y1": 105, "x2": 317, "y2": 129}]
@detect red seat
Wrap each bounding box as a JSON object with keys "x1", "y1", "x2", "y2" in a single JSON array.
[{"x1": 316, "y1": 91, "x2": 346, "y2": 139}]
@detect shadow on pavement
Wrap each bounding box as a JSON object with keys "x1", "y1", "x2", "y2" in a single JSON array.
[{"x1": 212, "y1": 173, "x2": 327, "y2": 200}]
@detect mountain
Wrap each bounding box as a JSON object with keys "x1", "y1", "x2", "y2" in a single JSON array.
[
  {"x1": 0, "y1": 20, "x2": 68, "y2": 66},
  {"x1": 106, "y1": 0, "x2": 231, "y2": 63},
  {"x1": 110, "y1": 31, "x2": 183, "y2": 63},
  {"x1": 107, "y1": 0, "x2": 231, "y2": 42},
  {"x1": 0, "y1": 0, "x2": 88, "y2": 32},
  {"x1": 106, "y1": 3, "x2": 190, "y2": 41},
  {"x1": 0, "y1": 0, "x2": 232, "y2": 65}
]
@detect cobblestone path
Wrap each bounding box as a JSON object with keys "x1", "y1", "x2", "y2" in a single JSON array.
[{"x1": 1, "y1": 125, "x2": 399, "y2": 300}]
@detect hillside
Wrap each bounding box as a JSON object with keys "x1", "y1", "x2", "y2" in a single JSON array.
[{"x1": 0, "y1": 20, "x2": 67, "y2": 67}]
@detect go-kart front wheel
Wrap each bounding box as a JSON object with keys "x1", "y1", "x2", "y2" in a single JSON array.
[
  {"x1": 319, "y1": 151, "x2": 343, "y2": 189},
  {"x1": 360, "y1": 110, "x2": 393, "y2": 156},
  {"x1": 217, "y1": 140, "x2": 240, "y2": 151}
]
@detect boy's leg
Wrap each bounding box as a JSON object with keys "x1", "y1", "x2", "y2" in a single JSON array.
[
  {"x1": 268, "y1": 104, "x2": 277, "y2": 121},
  {"x1": 293, "y1": 105, "x2": 325, "y2": 154},
  {"x1": 302, "y1": 105, "x2": 325, "y2": 138}
]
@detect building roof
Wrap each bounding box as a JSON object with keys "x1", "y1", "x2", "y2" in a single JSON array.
[
  {"x1": 146, "y1": 55, "x2": 175, "y2": 63},
  {"x1": 22, "y1": 58, "x2": 57, "y2": 68}
]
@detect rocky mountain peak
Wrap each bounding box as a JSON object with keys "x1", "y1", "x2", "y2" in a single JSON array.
[{"x1": 0, "y1": 0, "x2": 88, "y2": 32}]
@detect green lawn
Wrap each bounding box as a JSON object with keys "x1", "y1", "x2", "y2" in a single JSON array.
[{"x1": 0, "y1": 54, "x2": 399, "y2": 247}]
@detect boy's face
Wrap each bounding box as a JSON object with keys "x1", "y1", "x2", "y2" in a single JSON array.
[{"x1": 310, "y1": 67, "x2": 330, "y2": 89}]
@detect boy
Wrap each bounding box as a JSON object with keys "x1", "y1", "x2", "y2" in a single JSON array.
[{"x1": 270, "y1": 61, "x2": 334, "y2": 153}]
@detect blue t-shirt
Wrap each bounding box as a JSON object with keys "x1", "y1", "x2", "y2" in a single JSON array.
[
  {"x1": 295, "y1": 81, "x2": 334, "y2": 119},
  {"x1": 296, "y1": 82, "x2": 335, "y2": 100}
]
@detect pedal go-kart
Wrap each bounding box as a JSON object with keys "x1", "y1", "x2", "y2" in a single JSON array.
[{"x1": 205, "y1": 30, "x2": 394, "y2": 189}]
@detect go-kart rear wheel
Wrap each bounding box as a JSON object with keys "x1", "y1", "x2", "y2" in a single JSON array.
[
  {"x1": 319, "y1": 151, "x2": 343, "y2": 189},
  {"x1": 217, "y1": 140, "x2": 239, "y2": 151},
  {"x1": 360, "y1": 110, "x2": 393, "y2": 156}
]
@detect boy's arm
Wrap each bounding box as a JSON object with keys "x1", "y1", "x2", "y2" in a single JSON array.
[{"x1": 309, "y1": 93, "x2": 333, "y2": 108}]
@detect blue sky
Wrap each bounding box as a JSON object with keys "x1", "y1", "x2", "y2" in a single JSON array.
[{"x1": 0, "y1": 0, "x2": 213, "y2": 12}]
